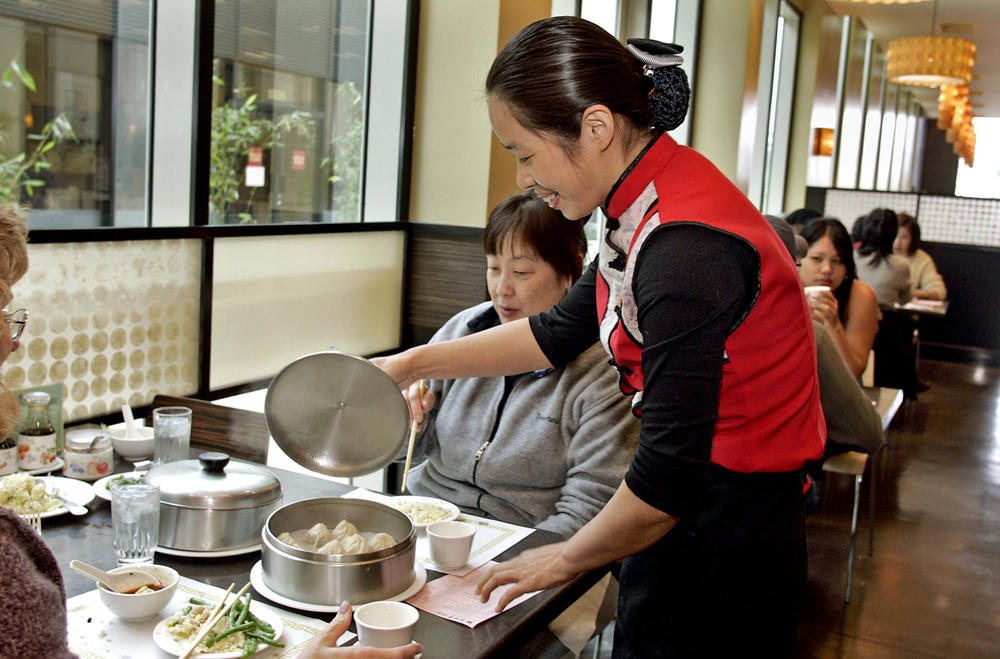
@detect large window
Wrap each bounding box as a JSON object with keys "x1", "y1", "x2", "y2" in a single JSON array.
[
  {"x1": 2, "y1": 0, "x2": 412, "y2": 229},
  {"x1": 209, "y1": 0, "x2": 369, "y2": 224},
  {"x1": 0, "y1": 0, "x2": 151, "y2": 228}
]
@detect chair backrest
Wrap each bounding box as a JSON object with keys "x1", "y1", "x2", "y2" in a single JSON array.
[{"x1": 148, "y1": 394, "x2": 269, "y2": 463}]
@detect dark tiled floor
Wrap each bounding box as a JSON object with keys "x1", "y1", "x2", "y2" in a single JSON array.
[{"x1": 581, "y1": 359, "x2": 1000, "y2": 658}]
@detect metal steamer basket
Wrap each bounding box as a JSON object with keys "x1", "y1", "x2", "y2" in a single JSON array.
[
  {"x1": 261, "y1": 497, "x2": 416, "y2": 606},
  {"x1": 146, "y1": 452, "x2": 282, "y2": 552},
  {"x1": 262, "y1": 351, "x2": 417, "y2": 604}
]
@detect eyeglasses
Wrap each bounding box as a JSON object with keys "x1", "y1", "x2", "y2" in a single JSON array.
[{"x1": 2, "y1": 308, "x2": 28, "y2": 342}]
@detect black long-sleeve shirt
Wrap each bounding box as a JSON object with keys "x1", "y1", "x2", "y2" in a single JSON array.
[{"x1": 529, "y1": 224, "x2": 759, "y2": 518}]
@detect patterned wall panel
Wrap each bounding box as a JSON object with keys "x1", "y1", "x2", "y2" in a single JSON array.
[
  {"x1": 824, "y1": 189, "x2": 918, "y2": 228},
  {"x1": 824, "y1": 188, "x2": 1000, "y2": 248},
  {"x1": 4, "y1": 240, "x2": 201, "y2": 422}
]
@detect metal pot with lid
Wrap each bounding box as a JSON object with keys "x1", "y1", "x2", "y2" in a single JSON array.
[{"x1": 146, "y1": 451, "x2": 282, "y2": 552}]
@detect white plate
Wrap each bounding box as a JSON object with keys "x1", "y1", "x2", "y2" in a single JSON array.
[
  {"x1": 22, "y1": 457, "x2": 64, "y2": 475},
  {"x1": 249, "y1": 561, "x2": 427, "y2": 613},
  {"x1": 156, "y1": 544, "x2": 262, "y2": 558},
  {"x1": 392, "y1": 495, "x2": 460, "y2": 534},
  {"x1": 91, "y1": 471, "x2": 148, "y2": 501},
  {"x1": 15, "y1": 476, "x2": 96, "y2": 519},
  {"x1": 152, "y1": 600, "x2": 283, "y2": 658}
]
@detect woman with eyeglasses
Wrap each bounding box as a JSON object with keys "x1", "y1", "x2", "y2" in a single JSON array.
[{"x1": 0, "y1": 202, "x2": 79, "y2": 659}]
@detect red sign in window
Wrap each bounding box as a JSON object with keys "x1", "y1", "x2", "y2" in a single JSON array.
[
  {"x1": 292, "y1": 150, "x2": 306, "y2": 171},
  {"x1": 248, "y1": 146, "x2": 263, "y2": 166}
]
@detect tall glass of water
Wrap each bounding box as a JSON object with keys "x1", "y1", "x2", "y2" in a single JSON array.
[
  {"x1": 111, "y1": 481, "x2": 160, "y2": 566},
  {"x1": 153, "y1": 406, "x2": 192, "y2": 464}
]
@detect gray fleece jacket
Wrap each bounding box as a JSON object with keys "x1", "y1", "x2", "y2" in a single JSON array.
[{"x1": 406, "y1": 302, "x2": 639, "y2": 538}]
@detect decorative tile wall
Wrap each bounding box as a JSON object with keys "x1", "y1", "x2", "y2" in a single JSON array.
[
  {"x1": 824, "y1": 189, "x2": 918, "y2": 228},
  {"x1": 4, "y1": 240, "x2": 201, "y2": 423},
  {"x1": 823, "y1": 189, "x2": 1000, "y2": 248}
]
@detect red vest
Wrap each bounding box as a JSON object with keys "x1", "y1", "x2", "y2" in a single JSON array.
[{"x1": 596, "y1": 134, "x2": 825, "y2": 472}]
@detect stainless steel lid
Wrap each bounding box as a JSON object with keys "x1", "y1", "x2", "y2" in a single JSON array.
[
  {"x1": 146, "y1": 452, "x2": 281, "y2": 510},
  {"x1": 264, "y1": 351, "x2": 409, "y2": 477}
]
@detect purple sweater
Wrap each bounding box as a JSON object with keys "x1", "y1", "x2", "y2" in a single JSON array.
[{"x1": 0, "y1": 506, "x2": 76, "y2": 658}]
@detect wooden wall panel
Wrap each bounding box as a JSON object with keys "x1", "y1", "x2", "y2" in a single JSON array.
[{"x1": 405, "y1": 224, "x2": 487, "y2": 346}]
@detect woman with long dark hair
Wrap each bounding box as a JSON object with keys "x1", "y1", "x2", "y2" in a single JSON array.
[
  {"x1": 854, "y1": 207, "x2": 912, "y2": 307},
  {"x1": 374, "y1": 17, "x2": 823, "y2": 656},
  {"x1": 799, "y1": 218, "x2": 879, "y2": 379}
]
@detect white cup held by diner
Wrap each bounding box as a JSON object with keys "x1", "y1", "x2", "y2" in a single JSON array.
[
  {"x1": 354, "y1": 601, "x2": 419, "y2": 648},
  {"x1": 804, "y1": 285, "x2": 831, "y2": 300},
  {"x1": 427, "y1": 520, "x2": 476, "y2": 570}
]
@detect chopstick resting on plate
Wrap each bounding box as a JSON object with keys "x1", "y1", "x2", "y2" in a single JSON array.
[
  {"x1": 178, "y1": 582, "x2": 250, "y2": 659},
  {"x1": 400, "y1": 379, "x2": 426, "y2": 493}
]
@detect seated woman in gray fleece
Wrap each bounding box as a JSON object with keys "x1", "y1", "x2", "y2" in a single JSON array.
[{"x1": 404, "y1": 192, "x2": 639, "y2": 537}]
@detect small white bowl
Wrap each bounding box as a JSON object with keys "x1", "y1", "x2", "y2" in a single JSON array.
[
  {"x1": 98, "y1": 564, "x2": 179, "y2": 621},
  {"x1": 110, "y1": 427, "x2": 155, "y2": 460},
  {"x1": 392, "y1": 495, "x2": 460, "y2": 536}
]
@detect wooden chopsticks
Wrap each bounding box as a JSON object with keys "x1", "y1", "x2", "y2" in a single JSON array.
[
  {"x1": 400, "y1": 379, "x2": 426, "y2": 493},
  {"x1": 178, "y1": 582, "x2": 251, "y2": 659}
]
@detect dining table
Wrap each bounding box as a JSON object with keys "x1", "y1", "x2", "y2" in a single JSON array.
[{"x1": 44, "y1": 456, "x2": 609, "y2": 658}]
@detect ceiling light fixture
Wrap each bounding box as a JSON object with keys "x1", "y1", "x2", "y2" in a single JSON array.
[{"x1": 886, "y1": 0, "x2": 976, "y2": 87}]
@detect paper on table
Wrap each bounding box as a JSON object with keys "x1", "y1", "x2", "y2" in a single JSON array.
[
  {"x1": 65, "y1": 575, "x2": 352, "y2": 658},
  {"x1": 342, "y1": 488, "x2": 535, "y2": 576},
  {"x1": 405, "y1": 561, "x2": 539, "y2": 628}
]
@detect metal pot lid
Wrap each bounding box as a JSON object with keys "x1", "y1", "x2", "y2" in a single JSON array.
[
  {"x1": 264, "y1": 351, "x2": 409, "y2": 477},
  {"x1": 146, "y1": 452, "x2": 281, "y2": 510}
]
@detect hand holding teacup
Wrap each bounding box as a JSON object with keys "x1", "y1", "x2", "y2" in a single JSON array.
[{"x1": 803, "y1": 285, "x2": 839, "y2": 327}]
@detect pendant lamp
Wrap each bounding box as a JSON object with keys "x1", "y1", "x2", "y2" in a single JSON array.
[{"x1": 886, "y1": 0, "x2": 976, "y2": 87}]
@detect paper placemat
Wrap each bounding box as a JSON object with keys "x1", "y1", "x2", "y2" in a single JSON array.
[
  {"x1": 66, "y1": 575, "x2": 352, "y2": 658},
  {"x1": 342, "y1": 488, "x2": 535, "y2": 575},
  {"x1": 405, "y1": 561, "x2": 539, "y2": 628}
]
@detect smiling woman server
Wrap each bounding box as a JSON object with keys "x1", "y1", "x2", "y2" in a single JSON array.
[{"x1": 374, "y1": 17, "x2": 825, "y2": 657}]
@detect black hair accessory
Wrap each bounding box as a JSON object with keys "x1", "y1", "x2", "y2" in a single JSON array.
[{"x1": 626, "y1": 38, "x2": 690, "y2": 132}]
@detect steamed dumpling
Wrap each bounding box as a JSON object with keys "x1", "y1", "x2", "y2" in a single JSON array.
[
  {"x1": 368, "y1": 532, "x2": 396, "y2": 551},
  {"x1": 341, "y1": 533, "x2": 368, "y2": 554},
  {"x1": 305, "y1": 522, "x2": 333, "y2": 549},
  {"x1": 318, "y1": 538, "x2": 345, "y2": 555},
  {"x1": 277, "y1": 531, "x2": 300, "y2": 549},
  {"x1": 331, "y1": 519, "x2": 359, "y2": 541}
]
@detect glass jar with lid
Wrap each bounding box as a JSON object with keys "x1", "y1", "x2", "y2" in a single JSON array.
[
  {"x1": 63, "y1": 428, "x2": 113, "y2": 481},
  {"x1": 17, "y1": 391, "x2": 59, "y2": 471}
]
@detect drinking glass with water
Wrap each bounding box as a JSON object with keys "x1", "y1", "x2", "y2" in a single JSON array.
[
  {"x1": 111, "y1": 481, "x2": 160, "y2": 566},
  {"x1": 153, "y1": 406, "x2": 192, "y2": 464}
]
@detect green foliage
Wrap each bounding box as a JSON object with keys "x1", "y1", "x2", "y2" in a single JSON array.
[
  {"x1": 210, "y1": 60, "x2": 314, "y2": 223},
  {"x1": 320, "y1": 81, "x2": 364, "y2": 222},
  {"x1": 0, "y1": 58, "x2": 77, "y2": 202}
]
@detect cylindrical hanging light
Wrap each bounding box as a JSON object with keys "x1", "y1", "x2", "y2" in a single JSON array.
[
  {"x1": 887, "y1": 36, "x2": 976, "y2": 86},
  {"x1": 937, "y1": 84, "x2": 967, "y2": 130}
]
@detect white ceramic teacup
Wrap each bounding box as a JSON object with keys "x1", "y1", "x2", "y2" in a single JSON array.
[
  {"x1": 427, "y1": 520, "x2": 476, "y2": 570},
  {"x1": 354, "y1": 601, "x2": 419, "y2": 648},
  {"x1": 804, "y1": 285, "x2": 831, "y2": 300}
]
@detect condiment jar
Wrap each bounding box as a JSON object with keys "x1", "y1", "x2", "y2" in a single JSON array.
[
  {"x1": 18, "y1": 391, "x2": 58, "y2": 470},
  {"x1": 63, "y1": 432, "x2": 113, "y2": 481},
  {"x1": 0, "y1": 436, "x2": 17, "y2": 475}
]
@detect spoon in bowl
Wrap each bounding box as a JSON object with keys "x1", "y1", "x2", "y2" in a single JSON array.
[
  {"x1": 122, "y1": 403, "x2": 141, "y2": 440},
  {"x1": 69, "y1": 559, "x2": 162, "y2": 594}
]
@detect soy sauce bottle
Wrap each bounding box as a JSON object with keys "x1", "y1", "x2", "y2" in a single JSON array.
[{"x1": 21, "y1": 391, "x2": 56, "y2": 438}]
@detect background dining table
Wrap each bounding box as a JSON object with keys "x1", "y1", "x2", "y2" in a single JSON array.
[{"x1": 45, "y1": 458, "x2": 609, "y2": 657}]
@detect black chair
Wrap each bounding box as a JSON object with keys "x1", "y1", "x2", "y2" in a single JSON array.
[{"x1": 873, "y1": 307, "x2": 918, "y2": 400}]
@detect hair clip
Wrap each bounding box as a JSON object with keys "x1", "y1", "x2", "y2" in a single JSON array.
[{"x1": 626, "y1": 39, "x2": 684, "y2": 75}]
